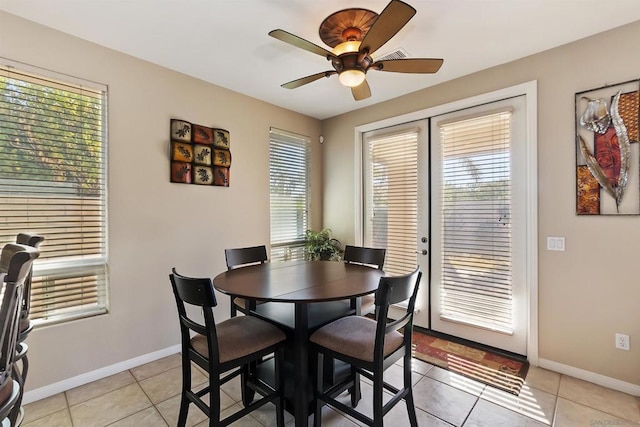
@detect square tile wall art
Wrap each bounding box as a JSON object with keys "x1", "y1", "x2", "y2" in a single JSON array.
[
  {"x1": 576, "y1": 79, "x2": 640, "y2": 215},
  {"x1": 170, "y1": 119, "x2": 231, "y2": 187}
]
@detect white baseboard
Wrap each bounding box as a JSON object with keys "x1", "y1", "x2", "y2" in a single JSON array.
[
  {"x1": 537, "y1": 358, "x2": 640, "y2": 396},
  {"x1": 24, "y1": 349, "x2": 640, "y2": 405},
  {"x1": 23, "y1": 344, "x2": 181, "y2": 405}
]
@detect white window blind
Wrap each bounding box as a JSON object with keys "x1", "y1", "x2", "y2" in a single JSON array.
[
  {"x1": 0, "y1": 64, "x2": 108, "y2": 325},
  {"x1": 269, "y1": 128, "x2": 309, "y2": 262},
  {"x1": 363, "y1": 128, "x2": 418, "y2": 275},
  {"x1": 437, "y1": 110, "x2": 513, "y2": 333}
]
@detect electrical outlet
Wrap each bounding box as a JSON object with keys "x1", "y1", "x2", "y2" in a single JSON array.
[{"x1": 615, "y1": 333, "x2": 630, "y2": 350}]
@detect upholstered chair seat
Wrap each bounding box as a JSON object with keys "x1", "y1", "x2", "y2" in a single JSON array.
[
  {"x1": 191, "y1": 316, "x2": 285, "y2": 364},
  {"x1": 310, "y1": 316, "x2": 403, "y2": 363}
]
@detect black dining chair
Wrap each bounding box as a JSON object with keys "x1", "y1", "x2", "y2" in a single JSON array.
[
  {"x1": 169, "y1": 268, "x2": 286, "y2": 427},
  {"x1": 0, "y1": 244, "x2": 40, "y2": 425},
  {"x1": 343, "y1": 245, "x2": 386, "y2": 315},
  {"x1": 224, "y1": 245, "x2": 268, "y2": 317},
  {"x1": 310, "y1": 267, "x2": 421, "y2": 427},
  {"x1": 9, "y1": 233, "x2": 44, "y2": 425}
]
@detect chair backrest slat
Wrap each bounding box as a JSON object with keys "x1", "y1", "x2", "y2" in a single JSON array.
[
  {"x1": 225, "y1": 245, "x2": 268, "y2": 270},
  {"x1": 375, "y1": 272, "x2": 419, "y2": 307},
  {"x1": 180, "y1": 315, "x2": 207, "y2": 336},
  {"x1": 170, "y1": 269, "x2": 217, "y2": 308},
  {"x1": 15, "y1": 234, "x2": 45, "y2": 248},
  {"x1": 343, "y1": 245, "x2": 385, "y2": 270}
]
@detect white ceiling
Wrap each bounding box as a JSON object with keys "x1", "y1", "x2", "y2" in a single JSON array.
[{"x1": 2, "y1": 0, "x2": 640, "y2": 120}]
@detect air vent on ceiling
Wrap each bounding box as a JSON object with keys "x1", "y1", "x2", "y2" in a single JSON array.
[{"x1": 375, "y1": 47, "x2": 410, "y2": 61}]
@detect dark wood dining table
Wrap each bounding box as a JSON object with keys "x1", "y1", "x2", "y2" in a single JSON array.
[{"x1": 213, "y1": 259, "x2": 384, "y2": 427}]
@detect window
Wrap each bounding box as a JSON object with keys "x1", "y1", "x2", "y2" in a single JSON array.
[
  {"x1": 269, "y1": 128, "x2": 310, "y2": 262},
  {"x1": 363, "y1": 126, "x2": 419, "y2": 275},
  {"x1": 0, "y1": 63, "x2": 108, "y2": 325}
]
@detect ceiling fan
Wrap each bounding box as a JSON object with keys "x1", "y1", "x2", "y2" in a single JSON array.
[{"x1": 268, "y1": 0, "x2": 443, "y2": 101}]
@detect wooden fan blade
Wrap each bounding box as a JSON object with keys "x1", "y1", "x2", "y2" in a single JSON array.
[
  {"x1": 374, "y1": 58, "x2": 444, "y2": 73},
  {"x1": 282, "y1": 71, "x2": 336, "y2": 89},
  {"x1": 269, "y1": 29, "x2": 334, "y2": 58},
  {"x1": 351, "y1": 80, "x2": 371, "y2": 101},
  {"x1": 360, "y1": 0, "x2": 416, "y2": 55}
]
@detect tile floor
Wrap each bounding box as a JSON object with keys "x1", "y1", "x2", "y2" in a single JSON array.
[{"x1": 21, "y1": 353, "x2": 640, "y2": 426}]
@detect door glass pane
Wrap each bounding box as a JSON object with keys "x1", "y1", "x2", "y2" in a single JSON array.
[
  {"x1": 363, "y1": 128, "x2": 418, "y2": 275},
  {"x1": 437, "y1": 111, "x2": 513, "y2": 333}
]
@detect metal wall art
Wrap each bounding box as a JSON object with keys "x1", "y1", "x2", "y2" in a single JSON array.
[
  {"x1": 170, "y1": 119, "x2": 231, "y2": 186},
  {"x1": 576, "y1": 80, "x2": 640, "y2": 215}
]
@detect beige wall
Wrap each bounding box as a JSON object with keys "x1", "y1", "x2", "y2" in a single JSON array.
[
  {"x1": 321, "y1": 20, "x2": 640, "y2": 385},
  {"x1": 0, "y1": 11, "x2": 322, "y2": 391}
]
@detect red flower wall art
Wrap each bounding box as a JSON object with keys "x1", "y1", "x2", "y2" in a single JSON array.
[{"x1": 576, "y1": 80, "x2": 640, "y2": 215}]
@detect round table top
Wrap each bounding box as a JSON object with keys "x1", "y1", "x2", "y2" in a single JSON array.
[{"x1": 213, "y1": 260, "x2": 384, "y2": 303}]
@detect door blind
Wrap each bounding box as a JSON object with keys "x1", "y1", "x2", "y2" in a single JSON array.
[
  {"x1": 0, "y1": 65, "x2": 108, "y2": 324},
  {"x1": 437, "y1": 110, "x2": 513, "y2": 333},
  {"x1": 364, "y1": 128, "x2": 418, "y2": 275},
  {"x1": 269, "y1": 128, "x2": 310, "y2": 262}
]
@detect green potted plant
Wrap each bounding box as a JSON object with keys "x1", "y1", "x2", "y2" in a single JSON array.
[{"x1": 304, "y1": 228, "x2": 343, "y2": 261}]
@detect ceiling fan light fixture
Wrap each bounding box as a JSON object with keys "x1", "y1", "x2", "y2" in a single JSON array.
[
  {"x1": 338, "y1": 69, "x2": 366, "y2": 87},
  {"x1": 332, "y1": 40, "x2": 361, "y2": 56}
]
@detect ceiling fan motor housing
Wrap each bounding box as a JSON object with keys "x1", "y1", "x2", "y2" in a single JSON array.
[{"x1": 331, "y1": 50, "x2": 373, "y2": 74}]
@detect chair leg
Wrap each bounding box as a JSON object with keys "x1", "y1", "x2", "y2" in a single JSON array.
[
  {"x1": 241, "y1": 364, "x2": 256, "y2": 407},
  {"x1": 404, "y1": 354, "x2": 418, "y2": 427},
  {"x1": 274, "y1": 347, "x2": 285, "y2": 427},
  {"x1": 177, "y1": 356, "x2": 192, "y2": 427},
  {"x1": 209, "y1": 375, "x2": 221, "y2": 427},
  {"x1": 314, "y1": 352, "x2": 324, "y2": 427},
  {"x1": 177, "y1": 391, "x2": 189, "y2": 427},
  {"x1": 372, "y1": 371, "x2": 384, "y2": 427},
  {"x1": 230, "y1": 298, "x2": 237, "y2": 317},
  {"x1": 405, "y1": 388, "x2": 418, "y2": 427},
  {"x1": 349, "y1": 367, "x2": 361, "y2": 408},
  {"x1": 19, "y1": 352, "x2": 28, "y2": 386},
  {"x1": 8, "y1": 365, "x2": 23, "y2": 425}
]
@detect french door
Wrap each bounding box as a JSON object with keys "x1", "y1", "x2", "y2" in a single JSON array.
[
  {"x1": 430, "y1": 96, "x2": 528, "y2": 355},
  {"x1": 363, "y1": 95, "x2": 529, "y2": 356}
]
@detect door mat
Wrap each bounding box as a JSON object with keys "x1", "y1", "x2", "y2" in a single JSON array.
[{"x1": 412, "y1": 330, "x2": 529, "y2": 395}]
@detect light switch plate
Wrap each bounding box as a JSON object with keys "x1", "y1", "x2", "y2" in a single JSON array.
[{"x1": 547, "y1": 236, "x2": 565, "y2": 251}]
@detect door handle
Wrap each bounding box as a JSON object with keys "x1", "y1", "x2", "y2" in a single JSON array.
[{"x1": 415, "y1": 249, "x2": 428, "y2": 255}]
